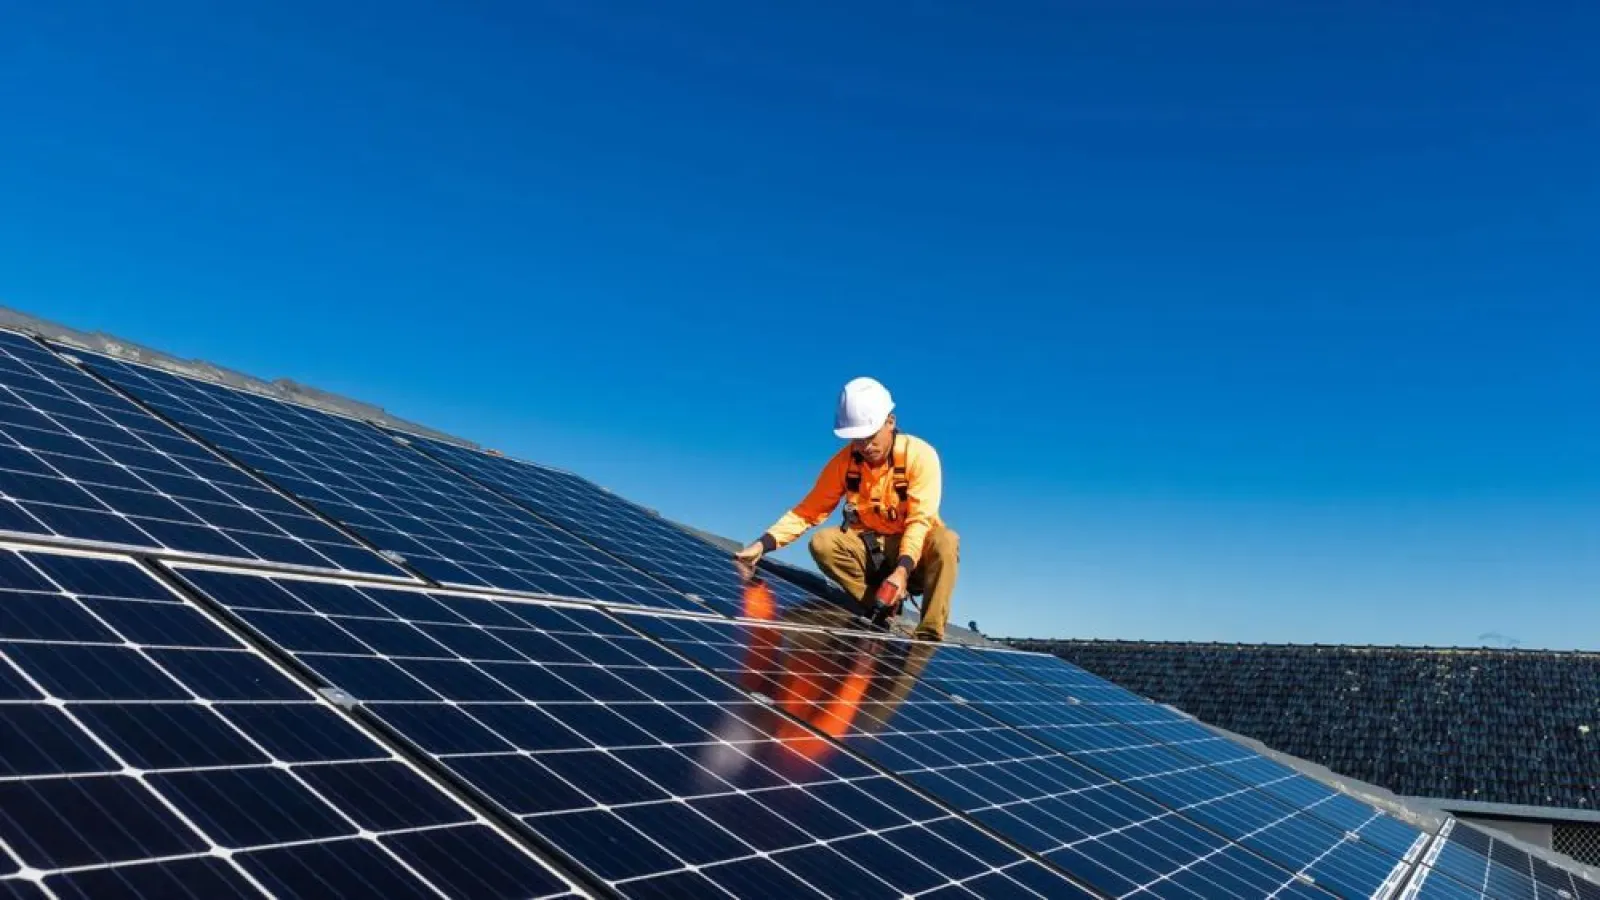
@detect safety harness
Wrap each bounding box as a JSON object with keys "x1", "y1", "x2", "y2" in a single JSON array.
[
  {"x1": 841, "y1": 433, "x2": 915, "y2": 624},
  {"x1": 843, "y1": 432, "x2": 910, "y2": 525}
]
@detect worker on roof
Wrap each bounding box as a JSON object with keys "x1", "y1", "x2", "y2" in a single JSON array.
[{"x1": 736, "y1": 377, "x2": 959, "y2": 642}]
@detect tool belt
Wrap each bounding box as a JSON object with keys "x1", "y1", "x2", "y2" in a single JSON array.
[
  {"x1": 841, "y1": 503, "x2": 888, "y2": 574},
  {"x1": 844, "y1": 503, "x2": 906, "y2": 630},
  {"x1": 858, "y1": 529, "x2": 889, "y2": 577}
]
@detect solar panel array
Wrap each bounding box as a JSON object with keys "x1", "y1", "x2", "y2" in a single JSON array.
[
  {"x1": 0, "y1": 546, "x2": 579, "y2": 900},
  {"x1": 942, "y1": 651, "x2": 1431, "y2": 861},
  {"x1": 0, "y1": 333, "x2": 400, "y2": 577},
  {"x1": 0, "y1": 325, "x2": 1585, "y2": 899},
  {"x1": 628, "y1": 615, "x2": 1365, "y2": 898},
  {"x1": 1404, "y1": 820, "x2": 1600, "y2": 900},
  {"x1": 77, "y1": 351, "x2": 697, "y2": 612},
  {"x1": 170, "y1": 565, "x2": 1094, "y2": 899},
  {"x1": 405, "y1": 433, "x2": 827, "y2": 619}
]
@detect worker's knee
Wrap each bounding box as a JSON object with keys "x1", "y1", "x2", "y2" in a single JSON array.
[{"x1": 808, "y1": 527, "x2": 844, "y2": 561}]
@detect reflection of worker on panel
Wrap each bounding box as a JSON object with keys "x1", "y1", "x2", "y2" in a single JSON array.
[{"x1": 695, "y1": 584, "x2": 933, "y2": 785}]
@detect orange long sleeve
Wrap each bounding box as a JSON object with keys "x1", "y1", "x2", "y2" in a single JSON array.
[
  {"x1": 762, "y1": 448, "x2": 851, "y2": 551},
  {"x1": 761, "y1": 435, "x2": 944, "y2": 569}
]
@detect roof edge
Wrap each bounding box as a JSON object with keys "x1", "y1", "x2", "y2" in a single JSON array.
[
  {"x1": 1002, "y1": 636, "x2": 1600, "y2": 657},
  {"x1": 1416, "y1": 797, "x2": 1600, "y2": 826}
]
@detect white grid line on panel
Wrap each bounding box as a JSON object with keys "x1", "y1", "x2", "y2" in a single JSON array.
[
  {"x1": 0, "y1": 331, "x2": 404, "y2": 579},
  {"x1": 0, "y1": 542, "x2": 584, "y2": 899},
  {"x1": 76, "y1": 350, "x2": 701, "y2": 613}
]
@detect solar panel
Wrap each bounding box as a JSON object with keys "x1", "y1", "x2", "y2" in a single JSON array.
[
  {"x1": 6, "y1": 321, "x2": 1591, "y2": 900},
  {"x1": 931, "y1": 649, "x2": 1600, "y2": 900},
  {"x1": 0, "y1": 331, "x2": 402, "y2": 577},
  {"x1": 75, "y1": 350, "x2": 700, "y2": 612},
  {"x1": 627, "y1": 614, "x2": 1386, "y2": 899},
  {"x1": 923, "y1": 645, "x2": 1432, "y2": 889},
  {"x1": 1414, "y1": 819, "x2": 1595, "y2": 900},
  {"x1": 934, "y1": 643, "x2": 1433, "y2": 871},
  {"x1": 170, "y1": 563, "x2": 1100, "y2": 899},
  {"x1": 976, "y1": 647, "x2": 1430, "y2": 859},
  {"x1": 1401, "y1": 863, "x2": 1492, "y2": 900},
  {"x1": 405, "y1": 434, "x2": 827, "y2": 618},
  {"x1": 0, "y1": 545, "x2": 581, "y2": 900}
]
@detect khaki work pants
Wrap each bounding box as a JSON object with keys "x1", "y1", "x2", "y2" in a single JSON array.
[{"x1": 808, "y1": 525, "x2": 959, "y2": 641}]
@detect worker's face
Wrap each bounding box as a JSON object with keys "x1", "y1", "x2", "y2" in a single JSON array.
[{"x1": 852, "y1": 415, "x2": 896, "y2": 465}]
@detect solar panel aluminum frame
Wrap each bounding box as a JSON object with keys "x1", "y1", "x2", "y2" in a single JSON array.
[
  {"x1": 161, "y1": 561, "x2": 1109, "y2": 900},
  {"x1": 1385, "y1": 833, "x2": 1440, "y2": 899},
  {"x1": 0, "y1": 331, "x2": 419, "y2": 584},
  {"x1": 1399, "y1": 830, "x2": 1466, "y2": 900},
  {"x1": 0, "y1": 540, "x2": 592, "y2": 900}
]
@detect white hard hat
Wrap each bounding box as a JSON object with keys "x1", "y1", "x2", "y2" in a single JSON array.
[{"x1": 833, "y1": 377, "x2": 895, "y2": 439}]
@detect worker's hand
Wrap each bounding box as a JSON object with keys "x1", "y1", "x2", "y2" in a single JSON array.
[
  {"x1": 881, "y1": 565, "x2": 909, "y2": 601},
  {"x1": 733, "y1": 542, "x2": 764, "y2": 582}
]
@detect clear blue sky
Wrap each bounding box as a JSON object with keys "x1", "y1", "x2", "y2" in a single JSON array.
[{"x1": 2, "y1": 2, "x2": 1595, "y2": 648}]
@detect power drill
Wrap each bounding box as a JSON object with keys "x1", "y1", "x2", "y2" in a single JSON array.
[{"x1": 870, "y1": 579, "x2": 901, "y2": 627}]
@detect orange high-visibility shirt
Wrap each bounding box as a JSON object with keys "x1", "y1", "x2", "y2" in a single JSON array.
[{"x1": 762, "y1": 433, "x2": 944, "y2": 569}]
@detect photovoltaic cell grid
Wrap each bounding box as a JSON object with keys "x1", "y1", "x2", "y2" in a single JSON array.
[
  {"x1": 928, "y1": 648, "x2": 1431, "y2": 865},
  {"x1": 982, "y1": 650, "x2": 1431, "y2": 850},
  {"x1": 171, "y1": 564, "x2": 1097, "y2": 900},
  {"x1": 4, "y1": 332, "x2": 1591, "y2": 900},
  {"x1": 0, "y1": 547, "x2": 579, "y2": 900},
  {"x1": 958, "y1": 651, "x2": 1600, "y2": 900},
  {"x1": 407, "y1": 434, "x2": 825, "y2": 619},
  {"x1": 0, "y1": 331, "x2": 400, "y2": 577},
  {"x1": 1402, "y1": 867, "x2": 1491, "y2": 900},
  {"x1": 1404, "y1": 820, "x2": 1600, "y2": 900},
  {"x1": 75, "y1": 350, "x2": 699, "y2": 612},
  {"x1": 924, "y1": 645, "x2": 1436, "y2": 898},
  {"x1": 628, "y1": 613, "x2": 1381, "y2": 900},
  {"x1": 412, "y1": 434, "x2": 1600, "y2": 897}
]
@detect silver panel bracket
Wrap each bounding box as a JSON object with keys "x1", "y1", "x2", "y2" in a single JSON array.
[{"x1": 319, "y1": 687, "x2": 359, "y2": 709}]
